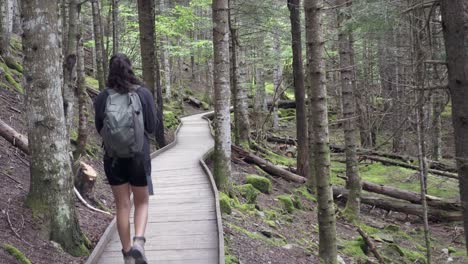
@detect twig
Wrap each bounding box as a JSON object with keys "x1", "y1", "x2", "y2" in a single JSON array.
[
  {"x1": 8, "y1": 106, "x2": 21, "y2": 114},
  {"x1": 356, "y1": 226, "x2": 386, "y2": 264},
  {"x1": 6, "y1": 199, "x2": 21, "y2": 239},
  {"x1": 74, "y1": 187, "x2": 112, "y2": 216},
  {"x1": 0, "y1": 171, "x2": 24, "y2": 189}
]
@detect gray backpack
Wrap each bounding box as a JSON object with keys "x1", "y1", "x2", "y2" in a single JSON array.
[{"x1": 100, "y1": 88, "x2": 144, "y2": 158}]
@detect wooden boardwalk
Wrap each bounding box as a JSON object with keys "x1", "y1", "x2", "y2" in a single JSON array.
[{"x1": 87, "y1": 113, "x2": 224, "y2": 264}]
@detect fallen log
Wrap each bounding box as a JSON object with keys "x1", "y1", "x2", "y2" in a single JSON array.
[
  {"x1": 333, "y1": 186, "x2": 462, "y2": 222},
  {"x1": 362, "y1": 155, "x2": 458, "y2": 179},
  {"x1": 0, "y1": 118, "x2": 29, "y2": 154},
  {"x1": 184, "y1": 96, "x2": 202, "y2": 108},
  {"x1": 265, "y1": 134, "x2": 457, "y2": 172},
  {"x1": 336, "y1": 175, "x2": 461, "y2": 211},
  {"x1": 232, "y1": 145, "x2": 306, "y2": 183}
]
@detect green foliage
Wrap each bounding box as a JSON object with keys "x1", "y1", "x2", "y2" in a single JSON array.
[
  {"x1": 0, "y1": 63, "x2": 23, "y2": 94},
  {"x1": 341, "y1": 237, "x2": 366, "y2": 259},
  {"x1": 234, "y1": 184, "x2": 260, "y2": 204},
  {"x1": 246, "y1": 175, "x2": 272, "y2": 194},
  {"x1": 3, "y1": 244, "x2": 32, "y2": 264},
  {"x1": 294, "y1": 186, "x2": 316, "y2": 202},
  {"x1": 163, "y1": 111, "x2": 180, "y2": 129},
  {"x1": 226, "y1": 223, "x2": 287, "y2": 247}
]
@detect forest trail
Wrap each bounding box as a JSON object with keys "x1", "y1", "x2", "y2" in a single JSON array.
[{"x1": 87, "y1": 113, "x2": 223, "y2": 264}]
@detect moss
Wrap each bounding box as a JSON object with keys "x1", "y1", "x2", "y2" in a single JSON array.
[
  {"x1": 401, "y1": 248, "x2": 426, "y2": 263},
  {"x1": 85, "y1": 76, "x2": 99, "y2": 90},
  {"x1": 278, "y1": 109, "x2": 296, "y2": 118},
  {"x1": 292, "y1": 195, "x2": 302, "y2": 210},
  {"x1": 246, "y1": 175, "x2": 272, "y2": 194},
  {"x1": 264, "y1": 209, "x2": 279, "y2": 221},
  {"x1": 294, "y1": 186, "x2": 316, "y2": 202},
  {"x1": 263, "y1": 149, "x2": 296, "y2": 167},
  {"x1": 0, "y1": 63, "x2": 23, "y2": 94},
  {"x1": 219, "y1": 192, "x2": 232, "y2": 214},
  {"x1": 225, "y1": 252, "x2": 239, "y2": 264},
  {"x1": 357, "y1": 223, "x2": 380, "y2": 236},
  {"x1": 201, "y1": 101, "x2": 210, "y2": 110},
  {"x1": 3, "y1": 244, "x2": 32, "y2": 264},
  {"x1": 70, "y1": 129, "x2": 78, "y2": 142},
  {"x1": 234, "y1": 184, "x2": 260, "y2": 204},
  {"x1": 227, "y1": 223, "x2": 286, "y2": 247},
  {"x1": 277, "y1": 195, "x2": 295, "y2": 213},
  {"x1": 341, "y1": 237, "x2": 366, "y2": 259},
  {"x1": 163, "y1": 110, "x2": 180, "y2": 129},
  {"x1": 4, "y1": 57, "x2": 23, "y2": 73}
]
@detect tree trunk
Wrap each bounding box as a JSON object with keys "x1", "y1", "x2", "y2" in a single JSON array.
[
  {"x1": 0, "y1": 0, "x2": 11, "y2": 57},
  {"x1": 76, "y1": 13, "x2": 88, "y2": 158},
  {"x1": 272, "y1": 28, "x2": 282, "y2": 130},
  {"x1": 137, "y1": 0, "x2": 165, "y2": 147},
  {"x1": 356, "y1": 37, "x2": 373, "y2": 148},
  {"x1": 304, "y1": 0, "x2": 337, "y2": 262},
  {"x1": 21, "y1": 0, "x2": 86, "y2": 256},
  {"x1": 440, "y1": 0, "x2": 468, "y2": 253},
  {"x1": 63, "y1": 0, "x2": 80, "y2": 131},
  {"x1": 432, "y1": 90, "x2": 444, "y2": 161},
  {"x1": 229, "y1": 1, "x2": 239, "y2": 144},
  {"x1": 160, "y1": 0, "x2": 172, "y2": 99},
  {"x1": 91, "y1": 0, "x2": 105, "y2": 90},
  {"x1": 336, "y1": 0, "x2": 361, "y2": 220},
  {"x1": 288, "y1": 0, "x2": 309, "y2": 180},
  {"x1": 212, "y1": 0, "x2": 231, "y2": 190},
  {"x1": 112, "y1": 0, "x2": 119, "y2": 55},
  {"x1": 237, "y1": 46, "x2": 251, "y2": 146}
]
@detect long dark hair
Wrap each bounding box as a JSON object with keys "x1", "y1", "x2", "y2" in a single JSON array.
[{"x1": 106, "y1": 53, "x2": 143, "y2": 93}]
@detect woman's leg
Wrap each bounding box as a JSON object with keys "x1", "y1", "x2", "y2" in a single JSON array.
[
  {"x1": 131, "y1": 185, "x2": 149, "y2": 236},
  {"x1": 111, "y1": 184, "x2": 132, "y2": 252}
]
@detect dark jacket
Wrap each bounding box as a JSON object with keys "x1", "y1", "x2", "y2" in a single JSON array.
[{"x1": 94, "y1": 86, "x2": 158, "y2": 194}]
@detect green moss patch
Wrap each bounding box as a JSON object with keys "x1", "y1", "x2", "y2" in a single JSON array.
[
  {"x1": 341, "y1": 237, "x2": 366, "y2": 260},
  {"x1": 277, "y1": 195, "x2": 295, "y2": 213},
  {"x1": 3, "y1": 244, "x2": 32, "y2": 264},
  {"x1": 246, "y1": 175, "x2": 272, "y2": 194},
  {"x1": 0, "y1": 62, "x2": 23, "y2": 93},
  {"x1": 220, "y1": 192, "x2": 233, "y2": 214},
  {"x1": 234, "y1": 184, "x2": 260, "y2": 204},
  {"x1": 294, "y1": 186, "x2": 316, "y2": 202},
  {"x1": 163, "y1": 110, "x2": 180, "y2": 129},
  {"x1": 85, "y1": 76, "x2": 99, "y2": 90}
]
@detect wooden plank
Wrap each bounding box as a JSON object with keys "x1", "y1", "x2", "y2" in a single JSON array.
[
  {"x1": 148, "y1": 204, "x2": 214, "y2": 212},
  {"x1": 105, "y1": 233, "x2": 218, "y2": 251},
  {"x1": 100, "y1": 248, "x2": 218, "y2": 262}
]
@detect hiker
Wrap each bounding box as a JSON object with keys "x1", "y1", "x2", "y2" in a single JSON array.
[{"x1": 94, "y1": 53, "x2": 158, "y2": 264}]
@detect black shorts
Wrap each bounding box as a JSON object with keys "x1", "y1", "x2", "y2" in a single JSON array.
[{"x1": 103, "y1": 156, "x2": 149, "y2": 187}]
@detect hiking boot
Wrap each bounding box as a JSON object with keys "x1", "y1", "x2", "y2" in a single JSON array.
[
  {"x1": 122, "y1": 249, "x2": 135, "y2": 264},
  {"x1": 131, "y1": 236, "x2": 148, "y2": 264}
]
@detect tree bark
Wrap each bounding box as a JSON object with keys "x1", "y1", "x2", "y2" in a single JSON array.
[
  {"x1": 237, "y1": 46, "x2": 251, "y2": 146},
  {"x1": 336, "y1": 0, "x2": 361, "y2": 220},
  {"x1": 112, "y1": 0, "x2": 119, "y2": 55},
  {"x1": 287, "y1": 0, "x2": 309, "y2": 180},
  {"x1": 21, "y1": 0, "x2": 86, "y2": 256},
  {"x1": 91, "y1": 0, "x2": 105, "y2": 90},
  {"x1": 76, "y1": 12, "x2": 88, "y2": 158},
  {"x1": 137, "y1": 0, "x2": 165, "y2": 147},
  {"x1": 440, "y1": 0, "x2": 468, "y2": 253},
  {"x1": 0, "y1": 119, "x2": 29, "y2": 154},
  {"x1": 305, "y1": 0, "x2": 337, "y2": 262},
  {"x1": 160, "y1": 0, "x2": 172, "y2": 99},
  {"x1": 272, "y1": 27, "x2": 282, "y2": 129},
  {"x1": 212, "y1": 0, "x2": 231, "y2": 190},
  {"x1": 63, "y1": 0, "x2": 80, "y2": 131},
  {"x1": 0, "y1": 0, "x2": 11, "y2": 57}
]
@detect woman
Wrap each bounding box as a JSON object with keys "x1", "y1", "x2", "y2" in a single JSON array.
[{"x1": 94, "y1": 53, "x2": 158, "y2": 264}]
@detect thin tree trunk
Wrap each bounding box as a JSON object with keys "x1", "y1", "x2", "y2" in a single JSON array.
[
  {"x1": 76, "y1": 10, "x2": 87, "y2": 157},
  {"x1": 288, "y1": 0, "x2": 309, "y2": 179},
  {"x1": 92, "y1": 0, "x2": 105, "y2": 90},
  {"x1": 0, "y1": 0, "x2": 11, "y2": 57},
  {"x1": 21, "y1": 0, "x2": 86, "y2": 256},
  {"x1": 229, "y1": 0, "x2": 239, "y2": 144},
  {"x1": 212, "y1": 0, "x2": 231, "y2": 190},
  {"x1": 63, "y1": 0, "x2": 80, "y2": 131},
  {"x1": 272, "y1": 28, "x2": 282, "y2": 130},
  {"x1": 412, "y1": 2, "x2": 431, "y2": 262},
  {"x1": 440, "y1": 0, "x2": 468, "y2": 254},
  {"x1": 237, "y1": 46, "x2": 251, "y2": 146},
  {"x1": 160, "y1": 0, "x2": 172, "y2": 99},
  {"x1": 112, "y1": 0, "x2": 119, "y2": 55},
  {"x1": 305, "y1": 0, "x2": 337, "y2": 262},
  {"x1": 137, "y1": 0, "x2": 165, "y2": 147},
  {"x1": 432, "y1": 89, "x2": 444, "y2": 161},
  {"x1": 336, "y1": 0, "x2": 361, "y2": 220}
]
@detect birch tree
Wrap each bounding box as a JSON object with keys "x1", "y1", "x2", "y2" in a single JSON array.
[
  {"x1": 21, "y1": 0, "x2": 86, "y2": 256},
  {"x1": 212, "y1": 0, "x2": 231, "y2": 190},
  {"x1": 305, "y1": 0, "x2": 337, "y2": 262},
  {"x1": 440, "y1": 0, "x2": 468, "y2": 253},
  {"x1": 92, "y1": 0, "x2": 106, "y2": 90}
]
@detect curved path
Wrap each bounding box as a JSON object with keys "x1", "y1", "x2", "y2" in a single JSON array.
[{"x1": 87, "y1": 113, "x2": 223, "y2": 264}]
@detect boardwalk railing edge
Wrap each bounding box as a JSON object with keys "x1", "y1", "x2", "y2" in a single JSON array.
[
  {"x1": 200, "y1": 112, "x2": 225, "y2": 264},
  {"x1": 85, "y1": 123, "x2": 183, "y2": 264}
]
